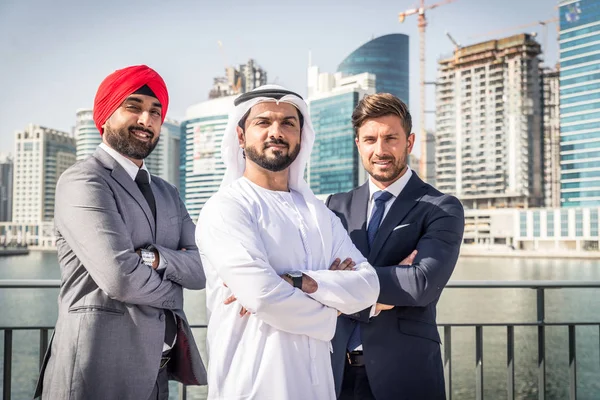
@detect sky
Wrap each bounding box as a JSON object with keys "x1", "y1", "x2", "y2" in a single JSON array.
[{"x1": 0, "y1": 0, "x2": 560, "y2": 156}]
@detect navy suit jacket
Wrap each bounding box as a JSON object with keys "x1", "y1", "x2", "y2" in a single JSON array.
[{"x1": 327, "y1": 172, "x2": 464, "y2": 400}]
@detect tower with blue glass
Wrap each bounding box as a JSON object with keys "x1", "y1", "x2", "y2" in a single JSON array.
[
  {"x1": 559, "y1": 0, "x2": 600, "y2": 207},
  {"x1": 337, "y1": 34, "x2": 409, "y2": 104}
]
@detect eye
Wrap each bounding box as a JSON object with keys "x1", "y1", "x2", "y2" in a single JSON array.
[
  {"x1": 283, "y1": 120, "x2": 295, "y2": 126},
  {"x1": 151, "y1": 110, "x2": 161, "y2": 117},
  {"x1": 126, "y1": 105, "x2": 140, "y2": 112}
]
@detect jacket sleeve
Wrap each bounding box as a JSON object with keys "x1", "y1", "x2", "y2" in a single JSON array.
[
  {"x1": 375, "y1": 195, "x2": 464, "y2": 307},
  {"x1": 54, "y1": 168, "x2": 182, "y2": 309},
  {"x1": 196, "y1": 197, "x2": 338, "y2": 342},
  {"x1": 152, "y1": 194, "x2": 206, "y2": 290},
  {"x1": 303, "y1": 210, "x2": 380, "y2": 315}
]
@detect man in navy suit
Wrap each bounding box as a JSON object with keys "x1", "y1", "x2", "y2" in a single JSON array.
[{"x1": 327, "y1": 93, "x2": 465, "y2": 400}]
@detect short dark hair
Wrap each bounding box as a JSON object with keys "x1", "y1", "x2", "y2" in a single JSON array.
[
  {"x1": 352, "y1": 93, "x2": 412, "y2": 138},
  {"x1": 238, "y1": 106, "x2": 304, "y2": 130}
]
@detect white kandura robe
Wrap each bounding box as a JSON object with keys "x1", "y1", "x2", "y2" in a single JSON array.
[{"x1": 197, "y1": 177, "x2": 380, "y2": 400}]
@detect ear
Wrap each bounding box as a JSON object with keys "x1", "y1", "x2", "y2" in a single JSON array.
[
  {"x1": 407, "y1": 133, "x2": 416, "y2": 154},
  {"x1": 236, "y1": 126, "x2": 245, "y2": 148}
]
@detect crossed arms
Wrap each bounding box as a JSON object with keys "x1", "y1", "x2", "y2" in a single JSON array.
[
  {"x1": 196, "y1": 196, "x2": 380, "y2": 342},
  {"x1": 55, "y1": 168, "x2": 204, "y2": 309}
]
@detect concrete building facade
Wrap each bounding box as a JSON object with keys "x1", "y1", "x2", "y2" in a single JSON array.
[{"x1": 436, "y1": 34, "x2": 544, "y2": 209}]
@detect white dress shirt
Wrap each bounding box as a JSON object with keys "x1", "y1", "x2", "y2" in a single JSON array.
[{"x1": 366, "y1": 166, "x2": 413, "y2": 227}]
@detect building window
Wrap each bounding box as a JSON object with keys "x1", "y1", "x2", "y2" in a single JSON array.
[
  {"x1": 520, "y1": 212, "x2": 527, "y2": 237},
  {"x1": 561, "y1": 210, "x2": 569, "y2": 237},
  {"x1": 533, "y1": 211, "x2": 540, "y2": 237},
  {"x1": 575, "y1": 210, "x2": 584, "y2": 237},
  {"x1": 591, "y1": 209, "x2": 599, "y2": 237},
  {"x1": 547, "y1": 211, "x2": 554, "y2": 237}
]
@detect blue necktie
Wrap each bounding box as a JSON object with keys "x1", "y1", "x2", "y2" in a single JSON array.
[{"x1": 347, "y1": 190, "x2": 393, "y2": 351}]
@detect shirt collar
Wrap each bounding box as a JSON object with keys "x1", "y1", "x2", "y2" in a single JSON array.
[
  {"x1": 99, "y1": 142, "x2": 151, "y2": 182},
  {"x1": 368, "y1": 166, "x2": 412, "y2": 202}
]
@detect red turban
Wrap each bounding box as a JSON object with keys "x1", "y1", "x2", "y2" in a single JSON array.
[{"x1": 93, "y1": 65, "x2": 169, "y2": 134}]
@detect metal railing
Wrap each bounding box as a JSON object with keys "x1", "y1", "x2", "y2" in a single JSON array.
[{"x1": 1, "y1": 279, "x2": 600, "y2": 400}]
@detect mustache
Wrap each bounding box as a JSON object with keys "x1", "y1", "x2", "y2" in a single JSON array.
[
  {"x1": 129, "y1": 125, "x2": 154, "y2": 138},
  {"x1": 371, "y1": 156, "x2": 395, "y2": 162},
  {"x1": 263, "y1": 138, "x2": 289, "y2": 149}
]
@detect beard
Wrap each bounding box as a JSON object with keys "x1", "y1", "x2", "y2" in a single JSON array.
[
  {"x1": 366, "y1": 151, "x2": 408, "y2": 183},
  {"x1": 244, "y1": 138, "x2": 301, "y2": 172},
  {"x1": 104, "y1": 123, "x2": 159, "y2": 160}
]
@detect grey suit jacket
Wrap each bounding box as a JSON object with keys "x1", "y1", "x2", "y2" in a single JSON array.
[{"x1": 34, "y1": 147, "x2": 207, "y2": 400}]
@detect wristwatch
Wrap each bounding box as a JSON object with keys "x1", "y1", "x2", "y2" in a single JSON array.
[
  {"x1": 140, "y1": 249, "x2": 156, "y2": 267},
  {"x1": 285, "y1": 271, "x2": 303, "y2": 289}
]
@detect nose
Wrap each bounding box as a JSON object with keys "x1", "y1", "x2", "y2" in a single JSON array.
[
  {"x1": 268, "y1": 122, "x2": 284, "y2": 138},
  {"x1": 374, "y1": 137, "x2": 386, "y2": 156},
  {"x1": 137, "y1": 111, "x2": 152, "y2": 128}
]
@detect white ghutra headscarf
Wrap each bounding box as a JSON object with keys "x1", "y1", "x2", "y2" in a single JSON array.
[{"x1": 219, "y1": 84, "x2": 334, "y2": 266}]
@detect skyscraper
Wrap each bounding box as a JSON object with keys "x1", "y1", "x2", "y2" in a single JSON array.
[
  {"x1": 307, "y1": 68, "x2": 376, "y2": 195},
  {"x1": 435, "y1": 34, "x2": 543, "y2": 209},
  {"x1": 13, "y1": 125, "x2": 76, "y2": 223},
  {"x1": 542, "y1": 67, "x2": 561, "y2": 208},
  {"x1": 0, "y1": 153, "x2": 13, "y2": 222},
  {"x1": 145, "y1": 119, "x2": 181, "y2": 189},
  {"x1": 75, "y1": 108, "x2": 101, "y2": 161},
  {"x1": 180, "y1": 96, "x2": 236, "y2": 221},
  {"x1": 337, "y1": 34, "x2": 409, "y2": 104},
  {"x1": 559, "y1": 0, "x2": 600, "y2": 207}
]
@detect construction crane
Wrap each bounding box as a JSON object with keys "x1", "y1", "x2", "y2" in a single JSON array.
[
  {"x1": 398, "y1": 0, "x2": 457, "y2": 180},
  {"x1": 469, "y1": 17, "x2": 559, "y2": 53},
  {"x1": 446, "y1": 31, "x2": 461, "y2": 51}
]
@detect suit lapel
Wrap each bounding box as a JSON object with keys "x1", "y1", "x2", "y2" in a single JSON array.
[
  {"x1": 93, "y1": 148, "x2": 156, "y2": 239},
  {"x1": 153, "y1": 179, "x2": 168, "y2": 244},
  {"x1": 349, "y1": 182, "x2": 370, "y2": 257},
  {"x1": 369, "y1": 174, "x2": 428, "y2": 263}
]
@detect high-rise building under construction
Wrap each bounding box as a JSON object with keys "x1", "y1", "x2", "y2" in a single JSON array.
[{"x1": 435, "y1": 33, "x2": 544, "y2": 209}]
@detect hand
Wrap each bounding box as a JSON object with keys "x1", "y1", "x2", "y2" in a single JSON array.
[
  {"x1": 223, "y1": 283, "x2": 250, "y2": 317},
  {"x1": 329, "y1": 257, "x2": 356, "y2": 271},
  {"x1": 400, "y1": 250, "x2": 417, "y2": 265},
  {"x1": 375, "y1": 303, "x2": 394, "y2": 312}
]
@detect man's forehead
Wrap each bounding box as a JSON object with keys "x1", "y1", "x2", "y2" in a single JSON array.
[{"x1": 248, "y1": 101, "x2": 299, "y2": 117}]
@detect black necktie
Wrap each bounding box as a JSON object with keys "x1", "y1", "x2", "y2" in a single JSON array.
[
  {"x1": 134, "y1": 169, "x2": 176, "y2": 348},
  {"x1": 135, "y1": 169, "x2": 156, "y2": 223}
]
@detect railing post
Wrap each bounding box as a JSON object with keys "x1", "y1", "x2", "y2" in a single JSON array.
[
  {"x1": 537, "y1": 288, "x2": 546, "y2": 400},
  {"x1": 569, "y1": 325, "x2": 577, "y2": 400},
  {"x1": 39, "y1": 329, "x2": 48, "y2": 370},
  {"x1": 476, "y1": 325, "x2": 483, "y2": 400},
  {"x1": 444, "y1": 326, "x2": 452, "y2": 400},
  {"x1": 178, "y1": 383, "x2": 187, "y2": 400},
  {"x1": 507, "y1": 325, "x2": 515, "y2": 400},
  {"x1": 3, "y1": 329, "x2": 12, "y2": 400}
]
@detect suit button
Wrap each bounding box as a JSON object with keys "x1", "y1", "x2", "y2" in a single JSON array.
[{"x1": 159, "y1": 313, "x2": 165, "y2": 321}]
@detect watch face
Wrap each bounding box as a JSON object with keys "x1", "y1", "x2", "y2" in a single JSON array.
[
  {"x1": 141, "y1": 250, "x2": 155, "y2": 264},
  {"x1": 287, "y1": 271, "x2": 303, "y2": 278}
]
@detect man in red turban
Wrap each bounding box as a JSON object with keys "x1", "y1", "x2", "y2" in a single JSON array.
[{"x1": 34, "y1": 65, "x2": 207, "y2": 400}]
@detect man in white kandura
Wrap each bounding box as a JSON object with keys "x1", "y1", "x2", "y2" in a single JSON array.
[{"x1": 196, "y1": 85, "x2": 382, "y2": 400}]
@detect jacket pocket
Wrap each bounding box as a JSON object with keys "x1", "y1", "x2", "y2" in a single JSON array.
[
  {"x1": 398, "y1": 318, "x2": 441, "y2": 344},
  {"x1": 68, "y1": 305, "x2": 125, "y2": 316}
]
